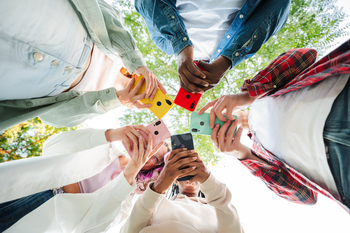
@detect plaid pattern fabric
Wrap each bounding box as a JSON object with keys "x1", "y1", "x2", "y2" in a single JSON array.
[
  {"x1": 239, "y1": 39, "x2": 350, "y2": 213},
  {"x1": 240, "y1": 48, "x2": 317, "y2": 96}
]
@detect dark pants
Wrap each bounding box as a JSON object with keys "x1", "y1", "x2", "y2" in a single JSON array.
[
  {"x1": 324, "y1": 78, "x2": 350, "y2": 207},
  {"x1": 0, "y1": 190, "x2": 53, "y2": 232}
]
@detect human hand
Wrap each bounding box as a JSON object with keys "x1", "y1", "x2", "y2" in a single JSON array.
[
  {"x1": 178, "y1": 46, "x2": 208, "y2": 94},
  {"x1": 105, "y1": 125, "x2": 150, "y2": 152},
  {"x1": 186, "y1": 156, "x2": 210, "y2": 184},
  {"x1": 211, "y1": 119, "x2": 250, "y2": 159},
  {"x1": 196, "y1": 56, "x2": 231, "y2": 92},
  {"x1": 151, "y1": 148, "x2": 198, "y2": 194},
  {"x1": 198, "y1": 91, "x2": 257, "y2": 129},
  {"x1": 116, "y1": 77, "x2": 151, "y2": 109},
  {"x1": 135, "y1": 66, "x2": 167, "y2": 101}
]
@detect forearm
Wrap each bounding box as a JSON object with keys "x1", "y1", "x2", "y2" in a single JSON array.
[
  {"x1": 200, "y1": 174, "x2": 244, "y2": 233},
  {"x1": 121, "y1": 183, "x2": 164, "y2": 233},
  {"x1": 134, "y1": 0, "x2": 192, "y2": 55}
]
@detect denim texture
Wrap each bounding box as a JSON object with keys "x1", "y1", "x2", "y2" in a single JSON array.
[
  {"x1": 324, "y1": 78, "x2": 350, "y2": 207},
  {"x1": 135, "y1": 0, "x2": 290, "y2": 68},
  {"x1": 0, "y1": 190, "x2": 53, "y2": 232}
]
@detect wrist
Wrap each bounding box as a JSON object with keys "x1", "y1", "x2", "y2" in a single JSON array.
[
  {"x1": 123, "y1": 168, "x2": 137, "y2": 186},
  {"x1": 217, "y1": 55, "x2": 232, "y2": 70},
  {"x1": 105, "y1": 129, "x2": 113, "y2": 142},
  {"x1": 151, "y1": 180, "x2": 166, "y2": 194}
]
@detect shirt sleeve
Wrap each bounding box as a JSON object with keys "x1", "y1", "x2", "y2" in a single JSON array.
[
  {"x1": 70, "y1": 0, "x2": 146, "y2": 72},
  {"x1": 200, "y1": 173, "x2": 244, "y2": 233},
  {"x1": 121, "y1": 183, "x2": 164, "y2": 233},
  {"x1": 0, "y1": 88, "x2": 122, "y2": 131},
  {"x1": 73, "y1": 171, "x2": 137, "y2": 233},
  {"x1": 239, "y1": 155, "x2": 318, "y2": 205},
  {"x1": 42, "y1": 128, "x2": 108, "y2": 156},
  {"x1": 240, "y1": 48, "x2": 318, "y2": 97},
  {"x1": 134, "y1": 0, "x2": 193, "y2": 55}
]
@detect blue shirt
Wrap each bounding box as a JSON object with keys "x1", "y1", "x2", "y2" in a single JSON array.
[{"x1": 135, "y1": 0, "x2": 291, "y2": 67}]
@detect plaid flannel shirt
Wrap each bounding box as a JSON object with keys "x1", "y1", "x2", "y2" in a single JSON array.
[{"x1": 240, "y1": 39, "x2": 350, "y2": 213}]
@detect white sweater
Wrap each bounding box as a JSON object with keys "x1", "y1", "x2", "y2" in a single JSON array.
[
  {"x1": 2, "y1": 129, "x2": 136, "y2": 233},
  {"x1": 121, "y1": 174, "x2": 244, "y2": 233}
]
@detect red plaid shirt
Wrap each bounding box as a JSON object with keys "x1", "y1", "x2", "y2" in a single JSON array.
[{"x1": 240, "y1": 39, "x2": 350, "y2": 213}]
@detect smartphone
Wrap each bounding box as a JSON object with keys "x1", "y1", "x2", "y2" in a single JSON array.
[
  {"x1": 131, "y1": 75, "x2": 174, "y2": 119},
  {"x1": 171, "y1": 133, "x2": 195, "y2": 181},
  {"x1": 189, "y1": 112, "x2": 238, "y2": 137},
  {"x1": 122, "y1": 119, "x2": 171, "y2": 157},
  {"x1": 173, "y1": 61, "x2": 206, "y2": 111}
]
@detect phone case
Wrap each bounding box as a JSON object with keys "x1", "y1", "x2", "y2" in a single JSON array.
[
  {"x1": 171, "y1": 133, "x2": 195, "y2": 181},
  {"x1": 131, "y1": 75, "x2": 174, "y2": 119},
  {"x1": 189, "y1": 112, "x2": 238, "y2": 137},
  {"x1": 122, "y1": 119, "x2": 171, "y2": 157},
  {"x1": 173, "y1": 61, "x2": 206, "y2": 111}
]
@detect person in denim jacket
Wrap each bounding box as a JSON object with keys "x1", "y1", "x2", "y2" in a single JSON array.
[{"x1": 135, "y1": 0, "x2": 291, "y2": 94}]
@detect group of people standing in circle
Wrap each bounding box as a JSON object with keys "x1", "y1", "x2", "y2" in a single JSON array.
[{"x1": 1, "y1": 0, "x2": 350, "y2": 232}]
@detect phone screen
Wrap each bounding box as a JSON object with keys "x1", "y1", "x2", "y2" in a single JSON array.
[{"x1": 171, "y1": 133, "x2": 195, "y2": 181}]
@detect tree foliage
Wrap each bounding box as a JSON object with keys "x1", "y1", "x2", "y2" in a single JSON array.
[
  {"x1": 114, "y1": 0, "x2": 349, "y2": 165},
  {"x1": 0, "y1": 118, "x2": 78, "y2": 163}
]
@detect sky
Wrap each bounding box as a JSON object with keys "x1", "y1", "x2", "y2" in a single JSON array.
[{"x1": 88, "y1": 0, "x2": 350, "y2": 232}]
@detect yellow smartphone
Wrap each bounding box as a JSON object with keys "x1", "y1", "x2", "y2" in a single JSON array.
[{"x1": 131, "y1": 75, "x2": 174, "y2": 119}]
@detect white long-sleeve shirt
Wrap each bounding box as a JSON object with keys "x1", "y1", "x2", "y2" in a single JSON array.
[
  {"x1": 121, "y1": 173, "x2": 244, "y2": 233},
  {"x1": 1, "y1": 129, "x2": 136, "y2": 233}
]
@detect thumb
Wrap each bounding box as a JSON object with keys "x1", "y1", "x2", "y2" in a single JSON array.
[
  {"x1": 125, "y1": 77, "x2": 136, "y2": 92},
  {"x1": 234, "y1": 126, "x2": 244, "y2": 142},
  {"x1": 198, "y1": 60, "x2": 210, "y2": 72}
]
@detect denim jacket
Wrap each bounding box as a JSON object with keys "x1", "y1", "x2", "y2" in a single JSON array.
[{"x1": 135, "y1": 0, "x2": 290, "y2": 67}]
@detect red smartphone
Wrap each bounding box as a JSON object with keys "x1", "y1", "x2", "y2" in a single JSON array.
[
  {"x1": 174, "y1": 61, "x2": 206, "y2": 111},
  {"x1": 122, "y1": 119, "x2": 171, "y2": 157}
]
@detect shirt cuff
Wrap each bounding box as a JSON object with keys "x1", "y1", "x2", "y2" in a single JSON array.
[
  {"x1": 139, "y1": 182, "x2": 165, "y2": 213},
  {"x1": 98, "y1": 87, "x2": 122, "y2": 111},
  {"x1": 88, "y1": 129, "x2": 109, "y2": 147},
  {"x1": 120, "y1": 50, "x2": 147, "y2": 73}
]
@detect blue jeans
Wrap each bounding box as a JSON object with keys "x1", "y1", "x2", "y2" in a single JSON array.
[
  {"x1": 0, "y1": 190, "x2": 53, "y2": 232},
  {"x1": 324, "y1": 78, "x2": 350, "y2": 207}
]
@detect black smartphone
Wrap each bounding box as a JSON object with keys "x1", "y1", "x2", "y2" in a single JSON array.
[{"x1": 171, "y1": 133, "x2": 195, "y2": 181}]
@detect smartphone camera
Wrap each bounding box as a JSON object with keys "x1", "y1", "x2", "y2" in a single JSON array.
[
  {"x1": 192, "y1": 128, "x2": 198, "y2": 132},
  {"x1": 155, "y1": 121, "x2": 161, "y2": 126},
  {"x1": 157, "y1": 101, "x2": 162, "y2": 106},
  {"x1": 200, "y1": 121, "x2": 205, "y2": 126},
  {"x1": 186, "y1": 94, "x2": 191, "y2": 99},
  {"x1": 154, "y1": 131, "x2": 159, "y2": 135}
]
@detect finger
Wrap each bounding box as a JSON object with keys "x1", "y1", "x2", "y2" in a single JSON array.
[
  {"x1": 169, "y1": 148, "x2": 187, "y2": 161},
  {"x1": 214, "y1": 99, "x2": 228, "y2": 123},
  {"x1": 123, "y1": 136, "x2": 132, "y2": 152},
  {"x1": 145, "y1": 134, "x2": 153, "y2": 159},
  {"x1": 175, "y1": 156, "x2": 198, "y2": 169},
  {"x1": 124, "y1": 77, "x2": 136, "y2": 92},
  {"x1": 198, "y1": 99, "x2": 218, "y2": 115},
  {"x1": 225, "y1": 103, "x2": 235, "y2": 121},
  {"x1": 197, "y1": 60, "x2": 210, "y2": 72},
  {"x1": 138, "y1": 135, "x2": 145, "y2": 160},
  {"x1": 233, "y1": 126, "x2": 244, "y2": 144},
  {"x1": 180, "y1": 74, "x2": 204, "y2": 94},
  {"x1": 149, "y1": 83, "x2": 158, "y2": 101},
  {"x1": 211, "y1": 124, "x2": 220, "y2": 149},
  {"x1": 218, "y1": 121, "x2": 231, "y2": 152},
  {"x1": 131, "y1": 78, "x2": 145, "y2": 95},
  {"x1": 169, "y1": 150, "x2": 197, "y2": 165},
  {"x1": 185, "y1": 67, "x2": 209, "y2": 87},
  {"x1": 133, "y1": 125, "x2": 150, "y2": 135},
  {"x1": 226, "y1": 120, "x2": 238, "y2": 142},
  {"x1": 189, "y1": 62, "x2": 206, "y2": 79},
  {"x1": 145, "y1": 74, "x2": 155, "y2": 99},
  {"x1": 157, "y1": 81, "x2": 167, "y2": 94},
  {"x1": 150, "y1": 142, "x2": 164, "y2": 157},
  {"x1": 176, "y1": 165, "x2": 197, "y2": 178},
  {"x1": 133, "y1": 101, "x2": 152, "y2": 109},
  {"x1": 133, "y1": 92, "x2": 147, "y2": 101},
  {"x1": 126, "y1": 131, "x2": 138, "y2": 151}
]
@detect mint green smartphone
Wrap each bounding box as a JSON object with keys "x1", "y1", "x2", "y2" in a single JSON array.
[{"x1": 189, "y1": 112, "x2": 238, "y2": 137}]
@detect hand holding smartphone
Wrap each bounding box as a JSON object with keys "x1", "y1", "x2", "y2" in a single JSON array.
[
  {"x1": 174, "y1": 61, "x2": 206, "y2": 111},
  {"x1": 170, "y1": 133, "x2": 195, "y2": 181},
  {"x1": 131, "y1": 75, "x2": 174, "y2": 119},
  {"x1": 189, "y1": 112, "x2": 238, "y2": 137},
  {"x1": 123, "y1": 119, "x2": 171, "y2": 157}
]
